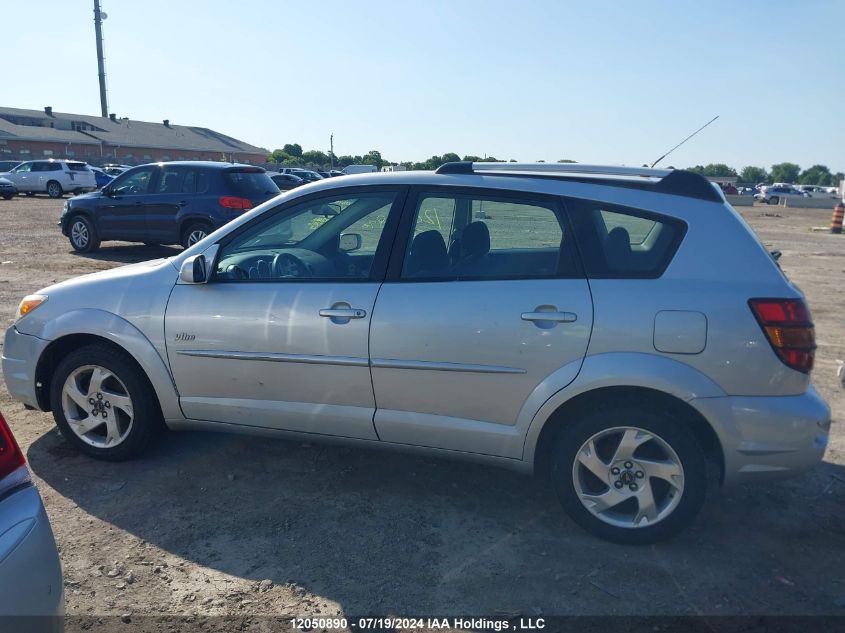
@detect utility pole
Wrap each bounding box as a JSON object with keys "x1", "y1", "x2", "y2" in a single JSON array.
[
  {"x1": 329, "y1": 134, "x2": 334, "y2": 169},
  {"x1": 94, "y1": 0, "x2": 109, "y2": 117}
]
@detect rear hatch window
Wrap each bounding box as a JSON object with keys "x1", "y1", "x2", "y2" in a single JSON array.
[
  {"x1": 224, "y1": 170, "x2": 279, "y2": 201},
  {"x1": 67, "y1": 162, "x2": 90, "y2": 171}
]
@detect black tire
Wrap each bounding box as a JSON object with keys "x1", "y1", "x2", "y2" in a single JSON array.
[
  {"x1": 46, "y1": 180, "x2": 63, "y2": 198},
  {"x1": 768, "y1": 196, "x2": 779, "y2": 205},
  {"x1": 2, "y1": 194, "x2": 12, "y2": 200},
  {"x1": 68, "y1": 214, "x2": 101, "y2": 253},
  {"x1": 181, "y1": 222, "x2": 212, "y2": 249},
  {"x1": 551, "y1": 398, "x2": 707, "y2": 545},
  {"x1": 50, "y1": 343, "x2": 162, "y2": 461},
  {"x1": 25, "y1": 192, "x2": 35, "y2": 197}
]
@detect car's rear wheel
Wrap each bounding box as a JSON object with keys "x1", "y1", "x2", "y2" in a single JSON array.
[
  {"x1": 768, "y1": 196, "x2": 779, "y2": 205},
  {"x1": 181, "y1": 222, "x2": 212, "y2": 249},
  {"x1": 50, "y1": 344, "x2": 162, "y2": 461},
  {"x1": 551, "y1": 399, "x2": 707, "y2": 544},
  {"x1": 68, "y1": 215, "x2": 101, "y2": 253},
  {"x1": 2, "y1": 194, "x2": 12, "y2": 200},
  {"x1": 46, "y1": 180, "x2": 63, "y2": 198}
]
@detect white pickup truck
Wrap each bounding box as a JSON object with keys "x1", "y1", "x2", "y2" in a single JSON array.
[{"x1": 0, "y1": 159, "x2": 96, "y2": 198}]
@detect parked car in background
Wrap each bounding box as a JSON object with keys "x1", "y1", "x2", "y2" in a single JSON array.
[
  {"x1": 60, "y1": 161, "x2": 280, "y2": 251},
  {"x1": 327, "y1": 169, "x2": 346, "y2": 177},
  {"x1": 6, "y1": 162, "x2": 829, "y2": 544},
  {"x1": 0, "y1": 160, "x2": 21, "y2": 172},
  {"x1": 719, "y1": 183, "x2": 738, "y2": 195},
  {"x1": 0, "y1": 410, "x2": 64, "y2": 627},
  {"x1": 796, "y1": 185, "x2": 838, "y2": 199},
  {"x1": 755, "y1": 185, "x2": 809, "y2": 205},
  {"x1": 102, "y1": 164, "x2": 131, "y2": 176},
  {"x1": 88, "y1": 166, "x2": 114, "y2": 190},
  {"x1": 278, "y1": 168, "x2": 323, "y2": 183},
  {"x1": 0, "y1": 177, "x2": 16, "y2": 200},
  {"x1": 267, "y1": 172, "x2": 304, "y2": 191},
  {"x1": 0, "y1": 160, "x2": 97, "y2": 198}
]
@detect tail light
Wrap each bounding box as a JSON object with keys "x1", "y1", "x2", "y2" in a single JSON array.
[
  {"x1": 749, "y1": 298, "x2": 815, "y2": 373},
  {"x1": 0, "y1": 410, "x2": 29, "y2": 496},
  {"x1": 218, "y1": 196, "x2": 253, "y2": 210}
]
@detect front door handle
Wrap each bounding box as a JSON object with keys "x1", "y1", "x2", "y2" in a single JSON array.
[
  {"x1": 319, "y1": 308, "x2": 367, "y2": 319},
  {"x1": 521, "y1": 311, "x2": 577, "y2": 323}
]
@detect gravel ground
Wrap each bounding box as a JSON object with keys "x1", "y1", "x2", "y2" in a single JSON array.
[{"x1": 0, "y1": 195, "x2": 843, "y2": 626}]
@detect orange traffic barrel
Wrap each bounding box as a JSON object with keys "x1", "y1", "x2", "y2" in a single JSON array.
[{"x1": 832, "y1": 202, "x2": 844, "y2": 234}]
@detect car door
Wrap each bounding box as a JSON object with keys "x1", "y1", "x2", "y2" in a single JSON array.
[
  {"x1": 7, "y1": 162, "x2": 33, "y2": 191},
  {"x1": 369, "y1": 187, "x2": 593, "y2": 458},
  {"x1": 144, "y1": 164, "x2": 189, "y2": 243},
  {"x1": 164, "y1": 186, "x2": 406, "y2": 438},
  {"x1": 97, "y1": 165, "x2": 158, "y2": 240}
]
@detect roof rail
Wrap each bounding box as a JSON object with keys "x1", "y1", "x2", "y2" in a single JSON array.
[
  {"x1": 434, "y1": 161, "x2": 722, "y2": 202},
  {"x1": 436, "y1": 161, "x2": 672, "y2": 178}
]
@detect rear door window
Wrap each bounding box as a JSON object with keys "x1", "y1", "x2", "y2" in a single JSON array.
[
  {"x1": 67, "y1": 162, "x2": 89, "y2": 172},
  {"x1": 568, "y1": 201, "x2": 686, "y2": 278},
  {"x1": 399, "y1": 191, "x2": 577, "y2": 280}
]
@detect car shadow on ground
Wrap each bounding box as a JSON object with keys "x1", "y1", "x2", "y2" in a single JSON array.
[
  {"x1": 71, "y1": 244, "x2": 182, "y2": 265},
  {"x1": 27, "y1": 427, "x2": 845, "y2": 615}
]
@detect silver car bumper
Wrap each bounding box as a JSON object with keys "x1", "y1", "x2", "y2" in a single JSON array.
[
  {"x1": 692, "y1": 385, "x2": 831, "y2": 485},
  {"x1": 0, "y1": 483, "x2": 64, "y2": 624},
  {"x1": 2, "y1": 326, "x2": 49, "y2": 411}
]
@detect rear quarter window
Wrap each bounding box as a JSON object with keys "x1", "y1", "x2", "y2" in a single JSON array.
[
  {"x1": 568, "y1": 200, "x2": 686, "y2": 278},
  {"x1": 67, "y1": 162, "x2": 90, "y2": 171},
  {"x1": 223, "y1": 170, "x2": 278, "y2": 197}
]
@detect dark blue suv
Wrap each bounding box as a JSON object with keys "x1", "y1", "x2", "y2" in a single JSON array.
[{"x1": 60, "y1": 162, "x2": 280, "y2": 252}]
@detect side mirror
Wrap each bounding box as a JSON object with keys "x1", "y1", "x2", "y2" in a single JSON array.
[
  {"x1": 180, "y1": 254, "x2": 208, "y2": 284},
  {"x1": 339, "y1": 232, "x2": 362, "y2": 253}
]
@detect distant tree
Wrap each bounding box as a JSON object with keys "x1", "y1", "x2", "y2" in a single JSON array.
[
  {"x1": 301, "y1": 150, "x2": 329, "y2": 166},
  {"x1": 268, "y1": 149, "x2": 293, "y2": 164},
  {"x1": 798, "y1": 164, "x2": 834, "y2": 186},
  {"x1": 477, "y1": 156, "x2": 501, "y2": 162},
  {"x1": 282, "y1": 143, "x2": 302, "y2": 158},
  {"x1": 537, "y1": 160, "x2": 546, "y2": 163},
  {"x1": 361, "y1": 150, "x2": 385, "y2": 169},
  {"x1": 836, "y1": 172, "x2": 844, "y2": 183},
  {"x1": 557, "y1": 159, "x2": 577, "y2": 163},
  {"x1": 770, "y1": 162, "x2": 800, "y2": 184},
  {"x1": 462, "y1": 155, "x2": 482, "y2": 162},
  {"x1": 440, "y1": 152, "x2": 461, "y2": 164},
  {"x1": 739, "y1": 166, "x2": 769, "y2": 184}
]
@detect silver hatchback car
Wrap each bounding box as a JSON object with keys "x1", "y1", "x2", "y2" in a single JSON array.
[{"x1": 2, "y1": 163, "x2": 830, "y2": 544}]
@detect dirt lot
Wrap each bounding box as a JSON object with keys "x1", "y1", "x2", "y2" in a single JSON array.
[{"x1": 1, "y1": 195, "x2": 844, "y2": 624}]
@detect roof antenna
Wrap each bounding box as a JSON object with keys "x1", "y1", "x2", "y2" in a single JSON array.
[{"x1": 650, "y1": 115, "x2": 719, "y2": 168}]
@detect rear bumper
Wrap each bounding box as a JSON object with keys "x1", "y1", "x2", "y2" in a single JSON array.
[
  {"x1": 0, "y1": 484, "x2": 64, "y2": 621},
  {"x1": 2, "y1": 326, "x2": 49, "y2": 411},
  {"x1": 692, "y1": 385, "x2": 830, "y2": 485}
]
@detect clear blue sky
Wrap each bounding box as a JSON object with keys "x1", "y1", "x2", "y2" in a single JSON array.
[{"x1": 6, "y1": 0, "x2": 844, "y2": 172}]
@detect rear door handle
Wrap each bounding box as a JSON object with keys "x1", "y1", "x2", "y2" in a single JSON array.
[
  {"x1": 521, "y1": 311, "x2": 577, "y2": 323},
  {"x1": 319, "y1": 308, "x2": 367, "y2": 319},
  {"x1": 178, "y1": 200, "x2": 188, "y2": 207}
]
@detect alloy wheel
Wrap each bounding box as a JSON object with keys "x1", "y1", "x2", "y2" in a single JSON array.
[
  {"x1": 571, "y1": 426, "x2": 684, "y2": 529},
  {"x1": 71, "y1": 220, "x2": 89, "y2": 248},
  {"x1": 61, "y1": 365, "x2": 134, "y2": 448},
  {"x1": 187, "y1": 229, "x2": 207, "y2": 246}
]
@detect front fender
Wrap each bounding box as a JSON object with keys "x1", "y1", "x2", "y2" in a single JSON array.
[
  {"x1": 37, "y1": 308, "x2": 182, "y2": 421},
  {"x1": 520, "y1": 352, "x2": 727, "y2": 464}
]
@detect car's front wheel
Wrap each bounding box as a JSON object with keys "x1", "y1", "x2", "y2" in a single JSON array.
[
  {"x1": 551, "y1": 399, "x2": 707, "y2": 544},
  {"x1": 768, "y1": 196, "x2": 780, "y2": 205},
  {"x1": 68, "y1": 215, "x2": 101, "y2": 253},
  {"x1": 50, "y1": 343, "x2": 162, "y2": 461}
]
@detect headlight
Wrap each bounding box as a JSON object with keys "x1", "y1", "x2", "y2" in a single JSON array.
[{"x1": 17, "y1": 294, "x2": 48, "y2": 320}]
